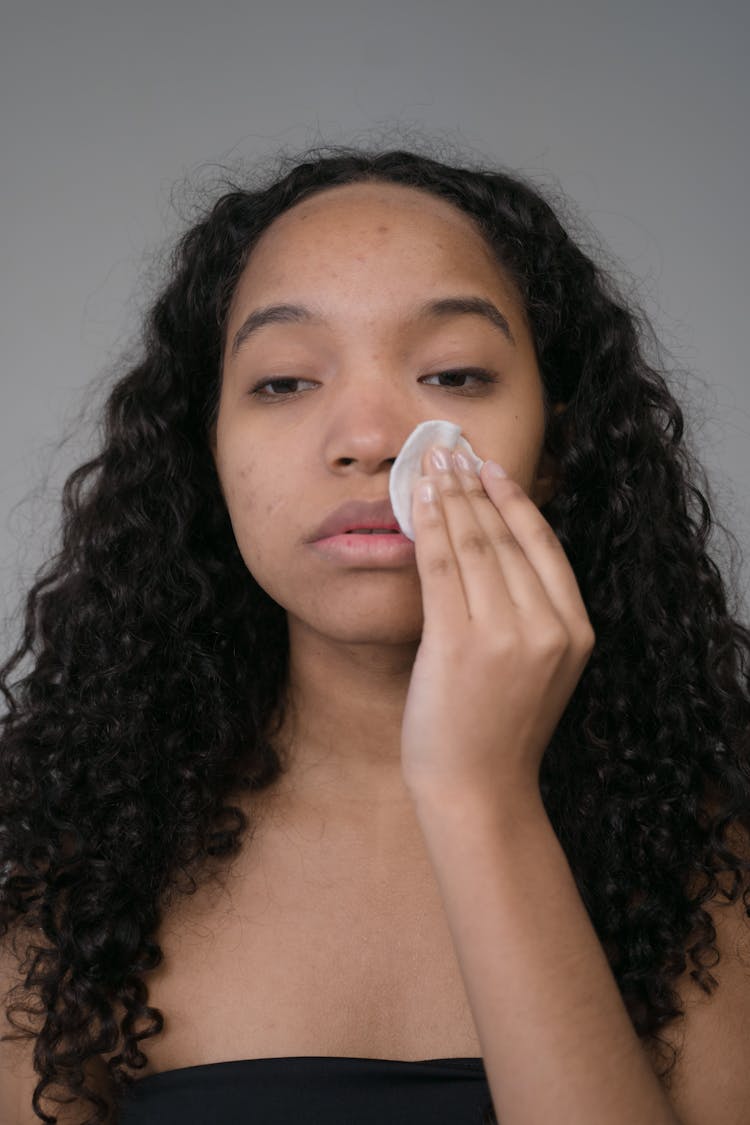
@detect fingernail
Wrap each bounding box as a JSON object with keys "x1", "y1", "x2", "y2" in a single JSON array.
[
  {"x1": 430, "y1": 446, "x2": 451, "y2": 471},
  {"x1": 485, "y1": 460, "x2": 507, "y2": 478}
]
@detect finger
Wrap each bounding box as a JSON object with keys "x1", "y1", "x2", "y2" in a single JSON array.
[
  {"x1": 411, "y1": 467, "x2": 473, "y2": 632},
  {"x1": 450, "y1": 449, "x2": 552, "y2": 610},
  {"x1": 449, "y1": 450, "x2": 555, "y2": 622},
  {"x1": 476, "y1": 458, "x2": 593, "y2": 638},
  {"x1": 418, "y1": 445, "x2": 515, "y2": 624}
]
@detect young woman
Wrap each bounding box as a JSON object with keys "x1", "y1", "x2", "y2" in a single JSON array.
[{"x1": 1, "y1": 145, "x2": 749, "y2": 1125}]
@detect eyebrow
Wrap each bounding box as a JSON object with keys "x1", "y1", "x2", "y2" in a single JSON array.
[{"x1": 229, "y1": 295, "x2": 516, "y2": 358}]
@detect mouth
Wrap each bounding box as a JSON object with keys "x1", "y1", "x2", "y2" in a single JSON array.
[
  {"x1": 310, "y1": 497, "x2": 402, "y2": 543},
  {"x1": 309, "y1": 528, "x2": 415, "y2": 565}
]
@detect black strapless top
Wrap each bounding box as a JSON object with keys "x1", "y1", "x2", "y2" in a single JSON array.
[{"x1": 118, "y1": 1055, "x2": 492, "y2": 1123}]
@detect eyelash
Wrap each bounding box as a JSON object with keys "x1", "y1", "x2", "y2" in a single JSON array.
[{"x1": 249, "y1": 368, "x2": 499, "y2": 400}]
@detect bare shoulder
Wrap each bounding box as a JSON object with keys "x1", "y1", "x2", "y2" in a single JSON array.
[{"x1": 1, "y1": 924, "x2": 115, "y2": 1125}]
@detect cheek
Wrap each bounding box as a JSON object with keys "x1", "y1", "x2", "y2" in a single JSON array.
[{"x1": 222, "y1": 459, "x2": 293, "y2": 568}]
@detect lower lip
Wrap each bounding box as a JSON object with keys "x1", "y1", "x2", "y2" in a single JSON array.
[{"x1": 310, "y1": 532, "x2": 416, "y2": 565}]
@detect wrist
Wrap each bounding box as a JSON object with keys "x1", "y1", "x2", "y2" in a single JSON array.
[{"x1": 408, "y1": 777, "x2": 546, "y2": 831}]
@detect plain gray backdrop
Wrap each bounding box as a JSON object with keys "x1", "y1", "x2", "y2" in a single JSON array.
[{"x1": 2, "y1": 0, "x2": 749, "y2": 650}]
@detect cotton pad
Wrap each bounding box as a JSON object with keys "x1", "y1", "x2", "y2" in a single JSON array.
[{"x1": 389, "y1": 420, "x2": 485, "y2": 541}]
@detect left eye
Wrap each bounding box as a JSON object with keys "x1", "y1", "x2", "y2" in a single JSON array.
[{"x1": 422, "y1": 368, "x2": 498, "y2": 392}]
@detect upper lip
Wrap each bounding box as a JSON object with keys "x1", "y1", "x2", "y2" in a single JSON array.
[{"x1": 310, "y1": 498, "x2": 401, "y2": 541}]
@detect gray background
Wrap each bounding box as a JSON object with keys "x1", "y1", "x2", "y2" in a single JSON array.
[{"x1": 2, "y1": 0, "x2": 749, "y2": 644}]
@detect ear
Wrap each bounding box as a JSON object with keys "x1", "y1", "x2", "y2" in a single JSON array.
[{"x1": 532, "y1": 402, "x2": 569, "y2": 508}]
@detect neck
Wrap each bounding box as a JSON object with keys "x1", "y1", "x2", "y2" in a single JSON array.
[{"x1": 267, "y1": 614, "x2": 420, "y2": 808}]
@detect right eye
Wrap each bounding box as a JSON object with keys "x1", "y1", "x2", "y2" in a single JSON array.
[{"x1": 249, "y1": 377, "x2": 315, "y2": 400}]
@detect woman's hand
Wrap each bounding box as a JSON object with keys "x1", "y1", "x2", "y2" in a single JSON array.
[{"x1": 400, "y1": 445, "x2": 596, "y2": 807}]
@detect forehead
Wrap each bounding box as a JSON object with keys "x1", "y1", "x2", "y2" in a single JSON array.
[
  {"x1": 262, "y1": 180, "x2": 485, "y2": 236},
  {"x1": 233, "y1": 181, "x2": 514, "y2": 306}
]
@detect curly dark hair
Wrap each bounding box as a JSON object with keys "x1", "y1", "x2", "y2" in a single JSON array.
[{"x1": 2, "y1": 142, "x2": 749, "y2": 1125}]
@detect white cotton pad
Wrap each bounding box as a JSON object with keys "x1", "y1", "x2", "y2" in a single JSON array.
[{"x1": 389, "y1": 419, "x2": 485, "y2": 541}]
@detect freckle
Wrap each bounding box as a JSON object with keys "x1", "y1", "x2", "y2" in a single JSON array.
[{"x1": 377, "y1": 225, "x2": 389, "y2": 234}]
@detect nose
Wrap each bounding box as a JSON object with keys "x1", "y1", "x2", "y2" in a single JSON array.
[{"x1": 321, "y1": 374, "x2": 415, "y2": 474}]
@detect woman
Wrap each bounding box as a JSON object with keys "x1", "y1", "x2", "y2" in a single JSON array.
[{"x1": 1, "y1": 145, "x2": 749, "y2": 1125}]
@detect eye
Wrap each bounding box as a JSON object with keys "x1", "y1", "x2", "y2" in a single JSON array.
[
  {"x1": 249, "y1": 377, "x2": 316, "y2": 399},
  {"x1": 421, "y1": 367, "x2": 498, "y2": 393}
]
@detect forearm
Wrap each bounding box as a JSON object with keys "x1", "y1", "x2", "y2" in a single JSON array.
[{"x1": 412, "y1": 787, "x2": 681, "y2": 1125}]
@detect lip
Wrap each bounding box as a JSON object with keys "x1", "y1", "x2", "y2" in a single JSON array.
[
  {"x1": 309, "y1": 496, "x2": 402, "y2": 541},
  {"x1": 309, "y1": 531, "x2": 416, "y2": 566}
]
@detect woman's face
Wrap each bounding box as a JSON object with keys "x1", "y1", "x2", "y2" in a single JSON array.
[{"x1": 211, "y1": 181, "x2": 560, "y2": 645}]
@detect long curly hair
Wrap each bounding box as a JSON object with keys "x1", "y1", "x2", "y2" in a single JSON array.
[{"x1": 2, "y1": 143, "x2": 749, "y2": 1125}]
